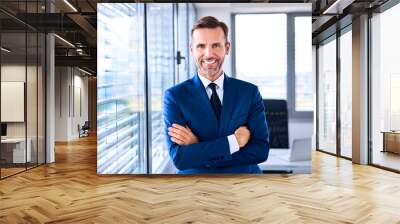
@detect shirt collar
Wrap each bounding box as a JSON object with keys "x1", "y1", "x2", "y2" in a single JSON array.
[{"x1": 198, "y1": 72, "x2": 225, "y2": 91}]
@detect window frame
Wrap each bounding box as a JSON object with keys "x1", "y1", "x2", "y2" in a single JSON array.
[{"x1": 315, "y1": 21, "x2": 353, "y2": 161}]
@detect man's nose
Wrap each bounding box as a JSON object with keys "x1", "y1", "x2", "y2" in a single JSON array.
[{"x1": 204, "y1": 46, "x2": 213, "y2": 57}]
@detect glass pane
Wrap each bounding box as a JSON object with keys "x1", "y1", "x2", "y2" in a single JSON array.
[
  {"x1": 147, "y1": 3, "x2": 175, "y2": 174},
  {"x1": 33, "y1": 0, "x2": 46, "y2": 166},
  {"x1": 318, "y1": 37, "x2": 337, "y2": 154},
  {"x1": 97, "y1": 3, "x2": 146, "y2": 174},
  {"x1": 339, "y1": 29, "x2": 352, "y2": 158},
  {"x1": 1, "y1": 31, "x2": 27, "y2": 177},
  {"x1": 295, "y1": 16, "x2": 313, "y2": 111},
  {"x1": 38, "y1": 32, "x2": 45, "y2": 165},
  {"x1": 27, "y1": 31, "x2": 38, "y2": 169},
  {"x1": 26, "y1": 0, "x2": 40, "y2": 169},
  {"x1": 235, "y1": 14, "x2": 287, "y2": 99},
  {"x1": 371, "y1": 3, "x2": 400, "y2": 171}
]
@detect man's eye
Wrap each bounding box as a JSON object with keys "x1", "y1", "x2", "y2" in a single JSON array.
[
  {"x1": 212, "y1": 44, "x2": 221, "y2": 48},
  {"x1": 197, "y1": 45, "x2": 205, "y2": 49}
]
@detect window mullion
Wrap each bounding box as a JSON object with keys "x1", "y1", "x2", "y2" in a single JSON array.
[{"x1": 287, "y1": 14, "x2": 295, "y2": 118}]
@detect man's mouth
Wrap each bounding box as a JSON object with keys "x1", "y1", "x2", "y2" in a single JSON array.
[{"x1": 203, "y1": 59, "x2": 217, "y2": 65}]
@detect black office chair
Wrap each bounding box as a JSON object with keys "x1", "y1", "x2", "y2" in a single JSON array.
[
  {"x1": 263, "y1": 99, "x2": 289, "y2": 149},
  {"x1": 79, "y1": 121, "x2": 90, "y2": 138}
]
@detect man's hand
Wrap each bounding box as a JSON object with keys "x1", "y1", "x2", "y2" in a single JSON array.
[
  {"x1": 168, "y1": 124, "x2": 199, "y2": 145},
  {"x1": 234, "y1": 126, "x2": 251, "y2": 148}
]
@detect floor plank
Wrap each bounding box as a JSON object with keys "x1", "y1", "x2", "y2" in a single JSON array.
[{"x1": 0, "y1": 135, "x2": 400, "y2": 223}]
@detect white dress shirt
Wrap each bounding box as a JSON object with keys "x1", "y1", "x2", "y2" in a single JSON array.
[{"x1": 197, "y1": 73, "x2": 240, "y2": 154}]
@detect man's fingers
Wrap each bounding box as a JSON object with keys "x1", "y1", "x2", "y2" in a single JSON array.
[
  {"x1": 169, "y1": 124, "x2": 198, "y2": 145},
  {"x1": 171, "y1": 137, "x2": 185, "y2": 145},
  {"x1": 168, "y1": 131, "x2": 186, "y2": 142},
  {"x1": 169, "y1": 126, "x2": 188, "y2": 137},
  {"x1": 172, "y1": 124, "x2": 190, "y2": 135}
]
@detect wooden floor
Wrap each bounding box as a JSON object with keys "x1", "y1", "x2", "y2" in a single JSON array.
[
  {"x1": 0, "y1": 167, "x2": 26, "y2": 178},
  {"x1": 1, "y1": 136, "x2": 400, "y2": 223}
]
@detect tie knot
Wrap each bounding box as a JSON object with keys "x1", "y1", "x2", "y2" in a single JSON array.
[{"x1": 208, "y1": 83, "x2": 217, "y2": 91}]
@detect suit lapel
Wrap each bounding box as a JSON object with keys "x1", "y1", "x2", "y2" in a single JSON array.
[
  {"x1": 219, "y1": 75, "x2": 236, "y2": 136},
  {"x1": 192, "y1": 74, "x2": 219, "y2": 130}
]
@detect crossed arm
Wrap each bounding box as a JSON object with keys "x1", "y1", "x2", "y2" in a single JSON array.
[
  {"x1": 168, "y1": 124, "x2": 250, "y2": 148},
  {"x1": 164, "y1": 88, "x2": 269, "y2": 170}
]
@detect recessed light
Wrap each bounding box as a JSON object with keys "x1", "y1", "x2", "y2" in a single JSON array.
[
  {"x1": 63, "y1": 0, "x2": 78, "y2": 12},
  {"x1": 1, "y1": 47, "x2": 11, "y2": 53},
  {"x1": 54, "y1": 34, "x2": 75, "y2": 48}
]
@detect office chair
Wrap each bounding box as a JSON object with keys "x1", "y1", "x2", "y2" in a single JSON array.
[
  {"x1": 263, "y1": 99, "x2": 289, "y2": 148},
  {"x1": 79, "y1": 121, "x2": 90, "y2": 138}
]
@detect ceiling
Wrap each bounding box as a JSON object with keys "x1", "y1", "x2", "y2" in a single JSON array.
[{"x1": 0, "y1": 0, "x2": 394, "y2": 75}]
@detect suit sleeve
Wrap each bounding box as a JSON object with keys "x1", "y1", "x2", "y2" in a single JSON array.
[
  {"x1": 163, "y1": 89, "x2": 232, "y2": 171},
  {"x1": 210, "y1": 87, "x2": 270, "y2": 168}
]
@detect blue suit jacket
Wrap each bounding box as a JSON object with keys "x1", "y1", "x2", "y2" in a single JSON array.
[{"x1": 163, "y1": 74, "x2": 269, "y2": 174}]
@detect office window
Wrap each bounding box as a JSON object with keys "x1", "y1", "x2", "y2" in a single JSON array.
[
  {"x1": 295, "y1": 16, "x2": 313, "y2": 112},
  {"x1": 97, "y1": 3, "x2": 196, "y2": 174},
  {"x1": 235, "y1": 14, "x2": 287, "y2": 100},
  {"x1": 339, "y1": 28, "x2": 352, "y2": 158},
  {"x1": 317, "y1": 37, "x2": 337, "y2": 154},
  {"x1": 97, "y1": 4, "x2": 146, "y2": 174},
  {"x1": 371, "y1": 3, "x2": 400, "y2": 171},
  {"x1": 147, "y1": 4, "x2": 175, "y2": 174},
  {"x1": 234, "y1": 14, "x2": 313, "y2": 117}
]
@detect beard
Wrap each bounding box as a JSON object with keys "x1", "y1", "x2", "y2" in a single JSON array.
[{"x1": 198, "y1": 57, "x2": 224, "y2": 78}]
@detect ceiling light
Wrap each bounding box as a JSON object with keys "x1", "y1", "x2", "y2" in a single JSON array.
[
  {"x1": 54, "y1": 34, "x2": 75, "y2": 48},
  {"x1": 78, "y1": 67, "x2": 92, "y2": 76},
  {"x1": 1, "y1": 47, "x2": 11, "y2": 53},
  {"x1": 322, "y1": 0, "x2": 354, "y2": 15},
  {"x1": 63, "y1": 0, "x2": 78, "y2": 12}
]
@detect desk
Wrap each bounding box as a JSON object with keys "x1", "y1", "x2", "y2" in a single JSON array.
[
  {"x1": 259, "y1": 149, "x2": 311, "y2": 174},
  {"x1": 1, "y1": 138, "x2": 31, "y2": 163},
  {"x1": 381, "y1": 131, "x2": 400, "y2": 154}
]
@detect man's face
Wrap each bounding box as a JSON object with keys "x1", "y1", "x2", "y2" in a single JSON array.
[{"x1": 190, "y1": 27, "x2": 230, "y2": 81}]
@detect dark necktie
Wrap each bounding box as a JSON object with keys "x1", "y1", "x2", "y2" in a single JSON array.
[{"x1": 208, "y1": 83, "x2": 222, "y2": 123}]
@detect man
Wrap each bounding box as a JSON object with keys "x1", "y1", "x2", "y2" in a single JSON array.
[{"x1": 164, "y1": 16, "x2": 269, "y2": 174}]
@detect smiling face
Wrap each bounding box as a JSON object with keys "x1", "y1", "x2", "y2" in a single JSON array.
[{"x1": 190, "y1": 27, "x2": 230, "y2": 81}]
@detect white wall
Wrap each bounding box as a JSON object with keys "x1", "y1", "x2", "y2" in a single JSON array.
[
  {"x1": 1, "y1": 65, "x2": 40, "y2": 137},
  {"x1": 1, "y1": 63, "x2": 46, "y2": 163},
  {"x1": 55, "y1": 67, "x2": 89, "y2": 141},
  {"x1": 55, "y1": 66, "x2": 68, "y2": 141},
  {"x1": 72, "y1": 73, "x2": 89, "y2": 138}
]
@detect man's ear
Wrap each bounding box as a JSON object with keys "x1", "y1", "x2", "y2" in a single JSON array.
[
  {"x1": 225, "y1": 41, "x2": 231, "y2": 55},
  {"x1": 189, "y1": 42, "x2": 193, "y2": 55}
]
